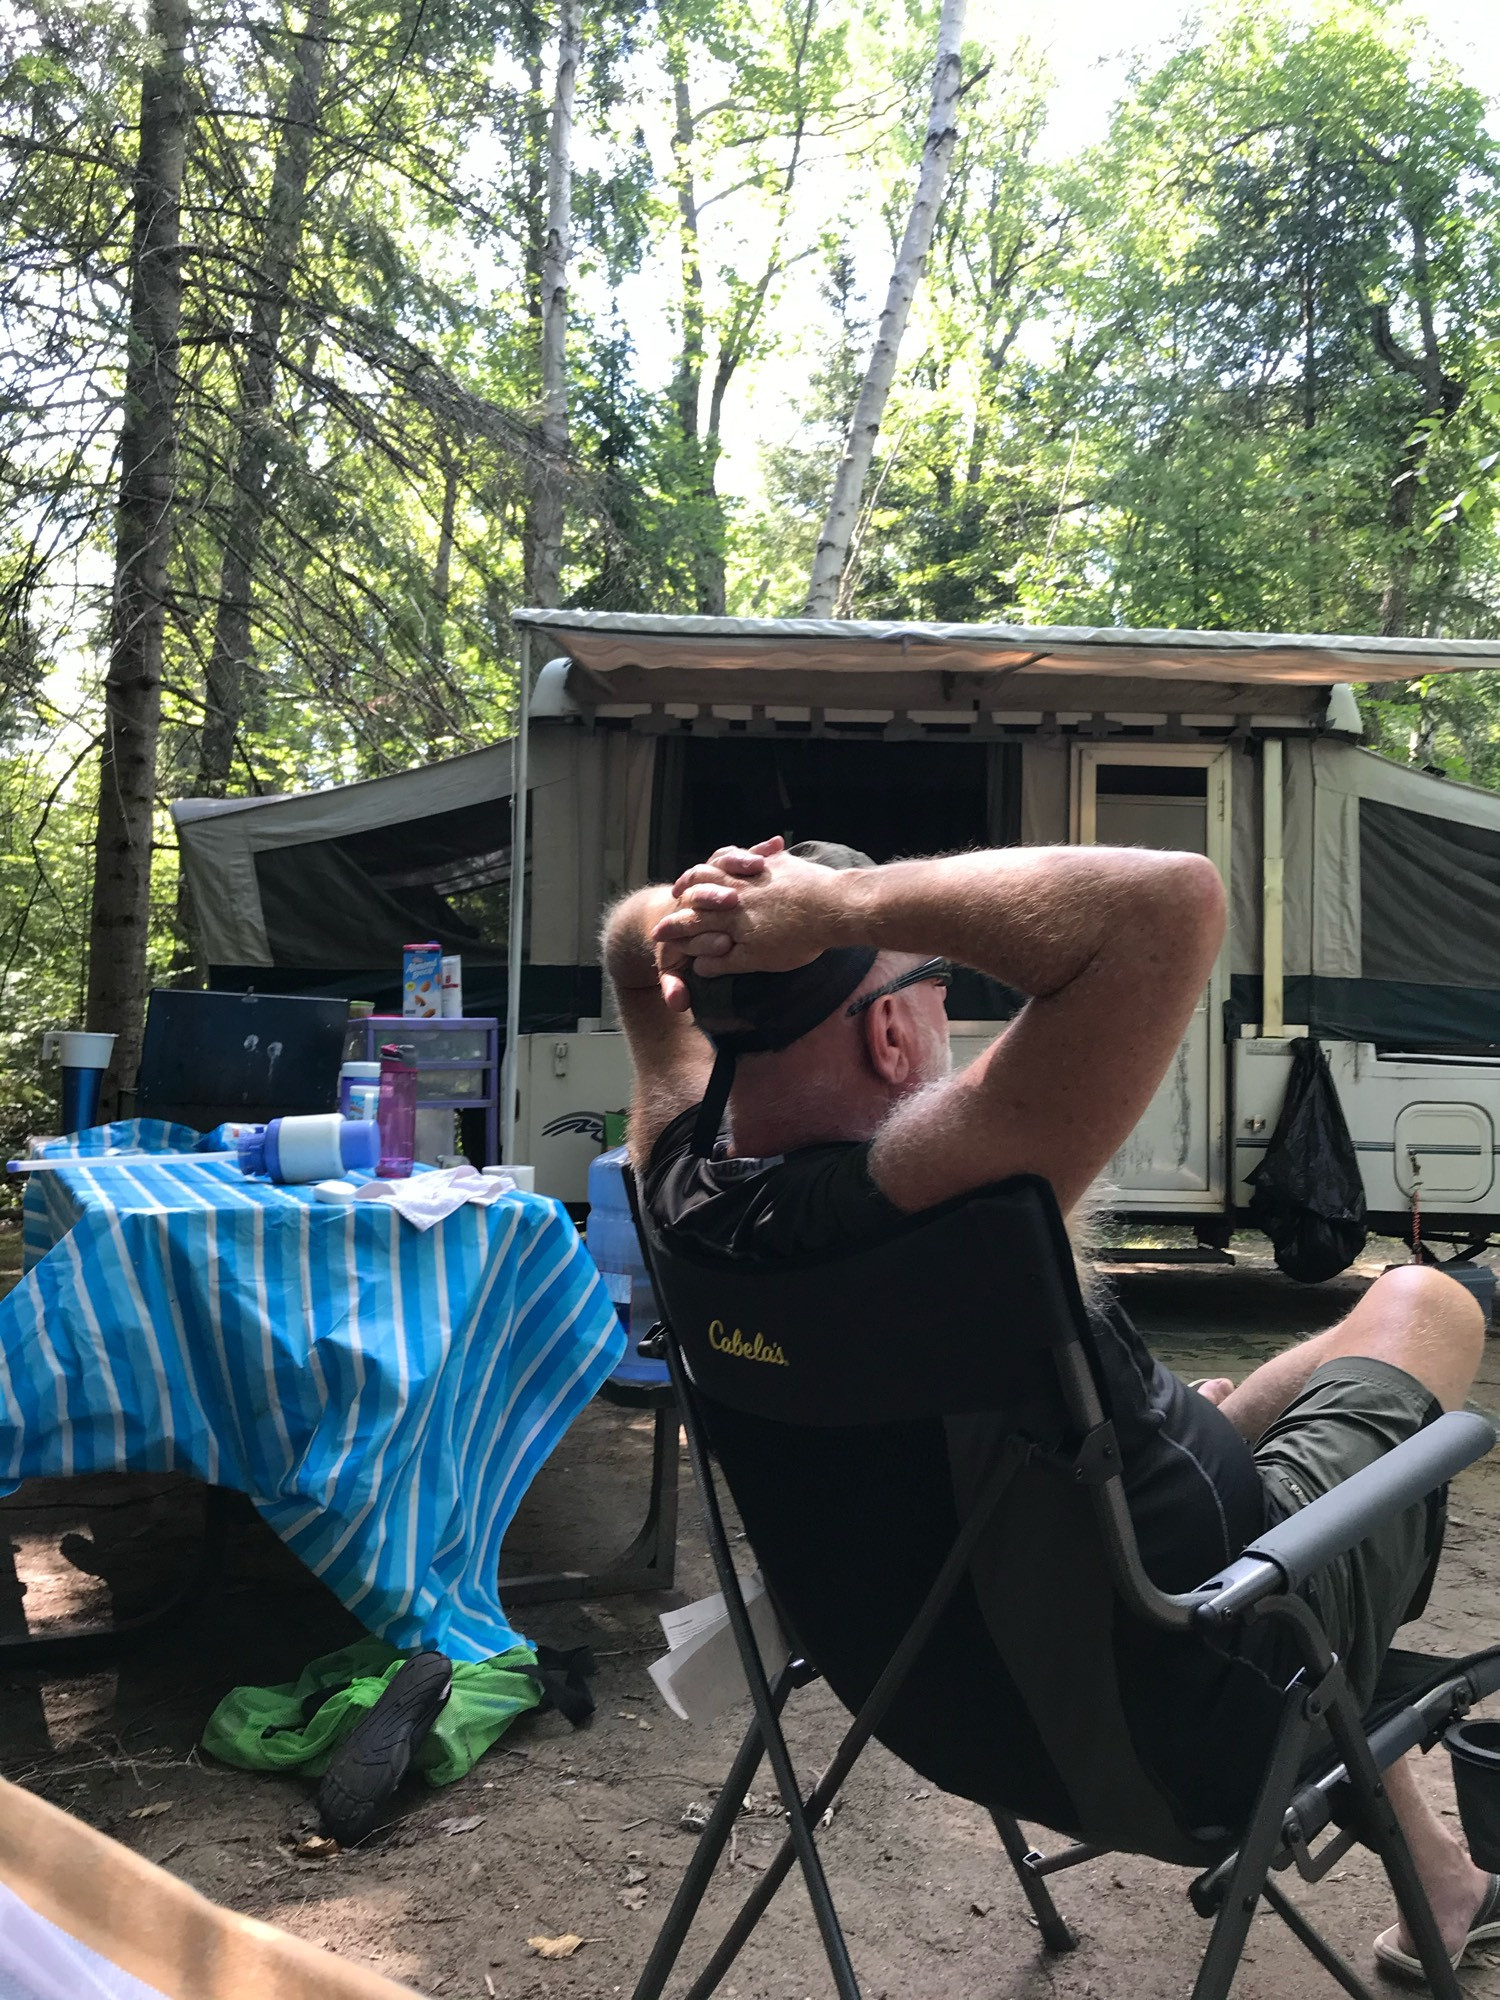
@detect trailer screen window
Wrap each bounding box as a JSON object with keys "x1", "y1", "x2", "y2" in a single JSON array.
[
  {"x1": 1093, "y1": 762, "x2": 1208, "y2": 856},
  {"x1": 651, "y1": 737, "x2": 1011, "y2": 882}
]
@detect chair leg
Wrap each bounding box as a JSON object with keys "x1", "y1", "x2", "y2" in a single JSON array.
[
  {"x1": 665, "y1": 1341, "x2": 862, "y2": 2000},
  {"x1": 988, "y1": 1810, "x2": 1077, "y2": 1953},
  {"x1": 632, "y1": 1669, "x2": 792, "y2": 2000},
  {"x1": 0, "y1": 1484, "x2": 233, "y2": 1671},
  {"x1": 1190, "y1": 1693, "x2": 1315, "y2": 2000},
  {"x1": 1320, "y1": 1681, "x2": 1465, "y2": 2000},
  {"x1": 669, "y1": 1441, "x2": 1033, "y2": 2000},
  {"x1": 1261, "y1": 1878, "x2": 1378, "y2": 2000}
]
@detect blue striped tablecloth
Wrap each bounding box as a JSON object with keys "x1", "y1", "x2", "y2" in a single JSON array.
[{"x1": 4, "y1": 1122, "x2": 624, "y2": 1662}]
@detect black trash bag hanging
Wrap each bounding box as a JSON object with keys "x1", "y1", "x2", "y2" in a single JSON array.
[{"x1": 1247, "y1": 1037, "x2": 1368, "y2": 1284}]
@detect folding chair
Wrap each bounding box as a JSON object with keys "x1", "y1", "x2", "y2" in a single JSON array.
[
  {"x1": 0, "y1": 1770, "x2": 421, "y2": 1997},
  {"x1": 622, "y1": 1165, "x2": 1500, "y2": 2000}
]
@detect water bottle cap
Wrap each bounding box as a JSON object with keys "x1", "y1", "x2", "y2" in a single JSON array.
[
  {"x1": 235, "y1": 1126, "x2": 269, "y2": 1176},
  {"x1": 340, "y1": 1118, "x2": 382, "y2": 1173}
]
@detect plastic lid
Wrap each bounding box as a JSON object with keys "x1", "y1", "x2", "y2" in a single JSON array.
[
  {"x1": 340, "y1": 1061, "x2": 382, "y2": 1079},
  {"x1": 235, "y1": 1126, "x2": 269, "y2": 1176},
  {"x1": 340, "y1": 1120, "x2": 382, "y2": 1173}
]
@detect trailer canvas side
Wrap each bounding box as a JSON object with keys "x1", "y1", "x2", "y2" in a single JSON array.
[{"x1": 173, "y1": 614, "x2": 1500, "y2": 1269}]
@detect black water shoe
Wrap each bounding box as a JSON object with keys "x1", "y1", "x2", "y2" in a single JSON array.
[{"x1": 317, "y1": 1649, "x2": 453, "y2": 1845}]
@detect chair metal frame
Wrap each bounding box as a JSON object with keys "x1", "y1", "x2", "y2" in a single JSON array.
[{"x1": 622, "y1": 1168, "x2": 1500, "y2": 2000}]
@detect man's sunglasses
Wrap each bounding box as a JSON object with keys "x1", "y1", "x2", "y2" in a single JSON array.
[{"x1": 846, "y1": 958, "x2": 953, "y2": 1015}]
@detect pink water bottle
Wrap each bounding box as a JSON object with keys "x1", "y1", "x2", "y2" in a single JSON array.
[{"x1": 377, "y1": 1043, "x2": 418, "y2": 1178}]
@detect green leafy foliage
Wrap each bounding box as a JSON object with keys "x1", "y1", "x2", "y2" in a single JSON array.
[{"x1": 5, "y1": 0, "x2": 1500, "y2": 1163}]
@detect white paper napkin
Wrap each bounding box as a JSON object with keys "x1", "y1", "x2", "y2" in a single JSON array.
[{"x1": 354, "y1": 1165, "x2": 518, "y2": 1230}]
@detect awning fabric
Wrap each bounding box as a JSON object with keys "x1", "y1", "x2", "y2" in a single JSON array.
[{"x1": 512, "y1": 607, "x2": 1500, "y2": 694}]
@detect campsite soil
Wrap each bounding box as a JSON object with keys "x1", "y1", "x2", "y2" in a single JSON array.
[{"x1": 5, "y1": 1219, "x2": 1500, "y2": 2000}]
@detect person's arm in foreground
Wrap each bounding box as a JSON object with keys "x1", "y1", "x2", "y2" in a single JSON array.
[
  {"x1": 653, "y1": 838, "x2": 1225, "y2": 1215},
  {"x1": 601, "y1": 886, "x2": 715, "y2": 1167}
]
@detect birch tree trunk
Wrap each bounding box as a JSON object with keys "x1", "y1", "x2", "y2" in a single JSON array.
[
  {"x1": 195, "y1": 0, "x2": 330, "y2": 796},
  {"x1": 668, "y1": 55, "x2": 703, "y2": 452},
  {"x1": 803, "y1": 0, "x2": 966, "y2": 615},
  {"x1": 85, "y1": 0, "x2": 191, "y2": 1103},
  {"x1": 523, "y1": 0, "x2": 582, "y2": 608}
]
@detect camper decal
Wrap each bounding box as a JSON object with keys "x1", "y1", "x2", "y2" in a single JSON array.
[{"x1": 542, "y1": 1111, "x2": 606, "y2": 1142}]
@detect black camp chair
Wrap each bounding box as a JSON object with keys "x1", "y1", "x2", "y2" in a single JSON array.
[{"x1": 622, "y1": 1165, "x2": 1500, "y2": 2000}]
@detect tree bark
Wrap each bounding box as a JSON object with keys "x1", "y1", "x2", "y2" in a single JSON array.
[
  {"x1": 1372, "y1": 211, "x2": 1464, "y2": 637},
  {"x1": 195, "y1": 0, "x2": 330, "y2": 796},
  {"x1": 668, "y1": 57, "x2": 703, "y2": 450},
  {"x1": 803, "y1": 0, "x2": 966, "y2": 615},
  {"x1": 433, "y1": 451, "x2": 458, "y2": 647},
  {"x1": 85, "y1": 0, "x2": 191, "y2": 1103},
  {"x1": 665, "y1": 55, "x2": 722, "y2": 612},
  {"x1": 523, "y1": 0, "x2": 581, "y2": 609}
]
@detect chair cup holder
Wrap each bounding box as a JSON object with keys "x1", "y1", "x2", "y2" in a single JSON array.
[{"x1": 1445, "y1": 1720, "x2": 1500, "y2": 1872}]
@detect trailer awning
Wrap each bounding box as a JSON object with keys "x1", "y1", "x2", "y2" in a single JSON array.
[{"x1": 511, "y1": 610, "x2": 1500, "y2": 713}]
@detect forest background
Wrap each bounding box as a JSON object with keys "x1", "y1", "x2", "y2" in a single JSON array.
[{"x1": 3, "y1": 0, "x2": 1500, "y2": 1148}]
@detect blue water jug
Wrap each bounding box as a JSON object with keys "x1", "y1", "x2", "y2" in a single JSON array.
[{"x1": 585, "y1": 1146, "x2": 669, "y2": 1392}]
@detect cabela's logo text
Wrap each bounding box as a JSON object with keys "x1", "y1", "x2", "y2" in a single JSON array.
[{"x1": 707, "y1": 1318, "x2": 789, "y2": 1367}]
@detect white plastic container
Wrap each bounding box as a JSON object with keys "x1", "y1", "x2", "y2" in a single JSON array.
[
  {"x1": 339, "y1": 1060, "x2": 382, "y2": 1121},
  {"x1": 440, "y1": 955, "x2": 463, "y2": 1017}
]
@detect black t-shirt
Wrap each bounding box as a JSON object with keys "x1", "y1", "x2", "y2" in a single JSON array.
[{"x1": 645, "y1": 1109, "x2": 1285, "y2": 1835}]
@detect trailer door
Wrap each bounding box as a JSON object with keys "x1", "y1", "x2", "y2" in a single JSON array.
[{"x1": 1072, "y1": 746, "x2": 1231, "y2": 1209}]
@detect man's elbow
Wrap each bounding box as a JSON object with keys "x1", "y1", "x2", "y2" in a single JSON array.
[{"x1": 1150, "y1": 851, "x2": 1226, "y2": 956}]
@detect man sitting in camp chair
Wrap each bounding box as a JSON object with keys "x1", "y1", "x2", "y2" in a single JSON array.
[{"x1": 604, "y1": 834, "x2": 1495, "y2": 1980}]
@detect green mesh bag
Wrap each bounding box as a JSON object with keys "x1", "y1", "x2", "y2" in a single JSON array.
[{"x1": 202, "y1": 1637, "x2": 543, "y2": 1787}]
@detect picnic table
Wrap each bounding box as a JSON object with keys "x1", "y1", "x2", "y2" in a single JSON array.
[{"x1": 2, "y1": 1122, "x2": 624, "y2": 1661}]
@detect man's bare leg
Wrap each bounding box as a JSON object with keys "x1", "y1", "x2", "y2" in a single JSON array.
[
  {"x1": 1216, "y1": 1265, "x2": 1485, "y2": 1441},
  {"x1": 1381, "y1": 1751, "x2": 1493, "y2": 1960},
  {"x1": 1200, "y1": 1263, "x2": 1489, "y2": 1960}
]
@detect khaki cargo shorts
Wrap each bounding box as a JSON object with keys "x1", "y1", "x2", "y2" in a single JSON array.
[{"x1": 1254, "y1": 1356, "x2": 1444, "y2": 1709}]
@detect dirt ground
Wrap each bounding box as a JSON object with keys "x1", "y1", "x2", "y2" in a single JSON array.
[{"x1": 5, "y1": 1226, "x2": 1500, "y2": 2000}]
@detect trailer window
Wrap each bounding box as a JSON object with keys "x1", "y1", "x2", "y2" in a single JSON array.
[
  {"x1": 651, "y1": 737, "x2": 1012, "y2": 881},
  {"x1": 1093, "y1": 761, "x2": 1208, "y2": 855}
]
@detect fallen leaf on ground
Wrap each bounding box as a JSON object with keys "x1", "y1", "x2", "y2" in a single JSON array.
[
  {"x1": 618, "y1": 1885, "x2": 648, "y2": 1911},
  {"x1": 623, "y1": 1866, "x2": 647, "y2": 1886},
  {"x1": 527, "y1": 1934, "x2": 584, "y2": 1959},
  {"x1": 437, "y1": 1815, "x2": 485, "y2": 1836},
  {"x1": 126, "y1": 1802, "x2": 174, "y2": 1821},
  {"x1": 293, "y1": 1834, "x2": 340, "y2": 1860},
  {"x1": 679, "y1": 1802, "x2": 710, "y2": 1833}
]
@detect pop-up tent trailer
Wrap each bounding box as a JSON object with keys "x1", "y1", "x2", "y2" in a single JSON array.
[{"x1": 174, "y1": 613, "x2": 1500, "y2": 1260}]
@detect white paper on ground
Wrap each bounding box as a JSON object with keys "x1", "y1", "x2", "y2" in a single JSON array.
[
  {"x1": 0, "y1": 1880, "x2": 170, "y2": 2000},
  {"x1": 649, "y1": 1576, "x2": 790, "y2": 1725},
  {"x1": 659, "y1": 1589, "x2": 732, "y2": 1651},
  {"x1": 353, "y1": 1165, "x2": 516, "y2": 1230}
]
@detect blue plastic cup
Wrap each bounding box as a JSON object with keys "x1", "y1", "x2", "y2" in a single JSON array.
[{"x1": 42, "y1": 1030, "x2": 116, "y2": 1135}]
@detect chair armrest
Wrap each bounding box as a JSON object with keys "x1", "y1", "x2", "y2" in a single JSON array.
[{"x1": 1193, "y1": 1408, "x2": 1495, "y2": 1629}]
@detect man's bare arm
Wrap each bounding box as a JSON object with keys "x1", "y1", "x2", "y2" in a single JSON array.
[
  {"x1": 601, "y1": 886, "x2": 714, "y2": 1166},
  {"x1": 655, "y1": 843, "x2": 1225, "y2": 1215}
]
